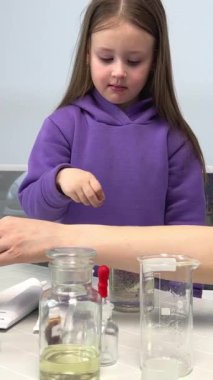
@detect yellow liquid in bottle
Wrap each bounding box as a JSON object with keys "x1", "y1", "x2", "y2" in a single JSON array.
[{"x1": 39, "y1": 344, "x2": 100, "y2": 380}]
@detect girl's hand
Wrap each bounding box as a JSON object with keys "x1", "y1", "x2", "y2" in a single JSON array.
[{"x1": 56, "y1": 168, "x2": 105, "y2": 207}]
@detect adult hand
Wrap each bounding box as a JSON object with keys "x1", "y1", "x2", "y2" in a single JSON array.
[
  {"x1": 56, "y1": 168, "x2": 105, "y2": 207},
  {"x1": 0, "y1": 216, "x2": 64, "y2": 266}
]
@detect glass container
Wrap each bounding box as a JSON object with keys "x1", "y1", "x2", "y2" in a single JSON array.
[
  {"x1": 138, "y1": 253, "x2": 200, "y2": 378},
  {"x1": 101, "y1": 301, "x2": 118, "y2": 366},
  {"x1": 39, "y1": 247, "x2": 102, "y2": 380}
]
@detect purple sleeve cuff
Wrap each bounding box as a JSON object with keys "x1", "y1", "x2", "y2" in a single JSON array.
[{"x1": 41, "y1": 164, "x2": 72, "y2": 208}]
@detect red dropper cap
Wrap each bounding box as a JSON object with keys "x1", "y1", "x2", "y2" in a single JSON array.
[{"x1": 98, "y1": 265, "x2": 110, "y2": 298}]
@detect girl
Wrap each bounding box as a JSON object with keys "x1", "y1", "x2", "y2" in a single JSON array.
[{"x1": 18, "y1": 0, "x2": 205, "y2": 228}]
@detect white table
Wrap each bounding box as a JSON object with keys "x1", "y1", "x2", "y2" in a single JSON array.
[{"x1": 0, "y1": 264, "x2": 213, "y2": 380}]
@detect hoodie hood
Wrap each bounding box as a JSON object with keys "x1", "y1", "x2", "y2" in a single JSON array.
[{"x1": 73, "y1": 89, "x2": 158, "y2": 126}]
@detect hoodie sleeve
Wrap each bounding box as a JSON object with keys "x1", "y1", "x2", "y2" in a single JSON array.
[
  {"x1": 165, "y1": 130, "x2": 206, "y2": 225},
  {"x1": 18, "y1": 115, "x2": 73, "y2": 221}
]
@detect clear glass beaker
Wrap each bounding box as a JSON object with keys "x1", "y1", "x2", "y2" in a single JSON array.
[
  {"x1": 138, "y1": 253, "x2": 200, "y2": 378},
  {"x1": 109, "y1": 269, "x2": 140, "y2": 312},
  {"x1": 39, "y1": 247, "x2": 102, "y2": 380}
]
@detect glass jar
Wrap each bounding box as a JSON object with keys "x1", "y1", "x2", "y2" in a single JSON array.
[
  {"x1": 109, "y1": 269, "x2": 140, "y2": 312},
  {"x1": 39, "y1": 247, "x2": 102, "y2": 380}
]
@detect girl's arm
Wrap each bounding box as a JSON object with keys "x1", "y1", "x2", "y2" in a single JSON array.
[
  {"x1": 0, "y1": 216, "x2": 212, "y2": 284},
  {"x1": 166, "y1": 131, "x2": 206, "y2": 225},
  {"x1": 18, "y1": 117, "x2": 72, "y2": 221}
]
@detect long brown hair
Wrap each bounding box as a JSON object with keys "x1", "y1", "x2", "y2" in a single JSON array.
[{"x1": 57, "y1": 0, "x2": 205, "y2": 173}]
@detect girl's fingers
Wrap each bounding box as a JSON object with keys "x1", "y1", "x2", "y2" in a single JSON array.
[
  {"x1": 89, "y1": 178, "x2": 105, "y2": 203},
  {"x1": 83, "y1": 184, "x2": 104, "y2": 207},
  {"x1": 76, "y1": 189, "x2": 91, "y2": 206},
  {"x1": 67, "y1": 174, "x2": 105, "y2": 207},
  {"x1": 69, "y1": 191, "x2": 82, "y2": 204}
]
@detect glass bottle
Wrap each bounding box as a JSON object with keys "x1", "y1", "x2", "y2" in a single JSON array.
[
  {"x1": 109, "y1": 269, "x2": 140, "y2": 312},
  {"x1": 39, "y1": 247, "x2": 102, "y2": 380},
  {"x1": 101, "y1": 301, "x2": 118, "y2": 366}
]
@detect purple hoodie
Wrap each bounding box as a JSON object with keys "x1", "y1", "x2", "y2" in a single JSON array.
[{"x1": 18, "y1": 89, "x2": 205, "y2": 226}]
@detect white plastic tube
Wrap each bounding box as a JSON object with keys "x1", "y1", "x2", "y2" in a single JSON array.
[{"x1": 0, "y1": 278, "x2": 42, "y2": 329}]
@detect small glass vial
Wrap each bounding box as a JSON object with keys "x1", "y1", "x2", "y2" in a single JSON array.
[
  {"x1": 101, "y1": 301, "x2": 118, "y2": 366},
  {"x1": 109, "y1": 269, "x2": 140, "y2": 312},
  {"x1": 39, "y1": 247, "x2": 102, "y2": 380}
]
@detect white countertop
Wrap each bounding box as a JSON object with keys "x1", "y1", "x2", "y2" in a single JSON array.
[{"x1": 0, "y1": 264, "x2": 213, "y2": 380}]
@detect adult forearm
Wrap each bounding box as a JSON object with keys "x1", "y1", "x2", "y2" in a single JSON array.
[
  {"x1": 68, "y1": 224, "x2": 213, "y2": 284},
  {"x1": 0, "y1": 217, "x2": 212, "y2": 284}
]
